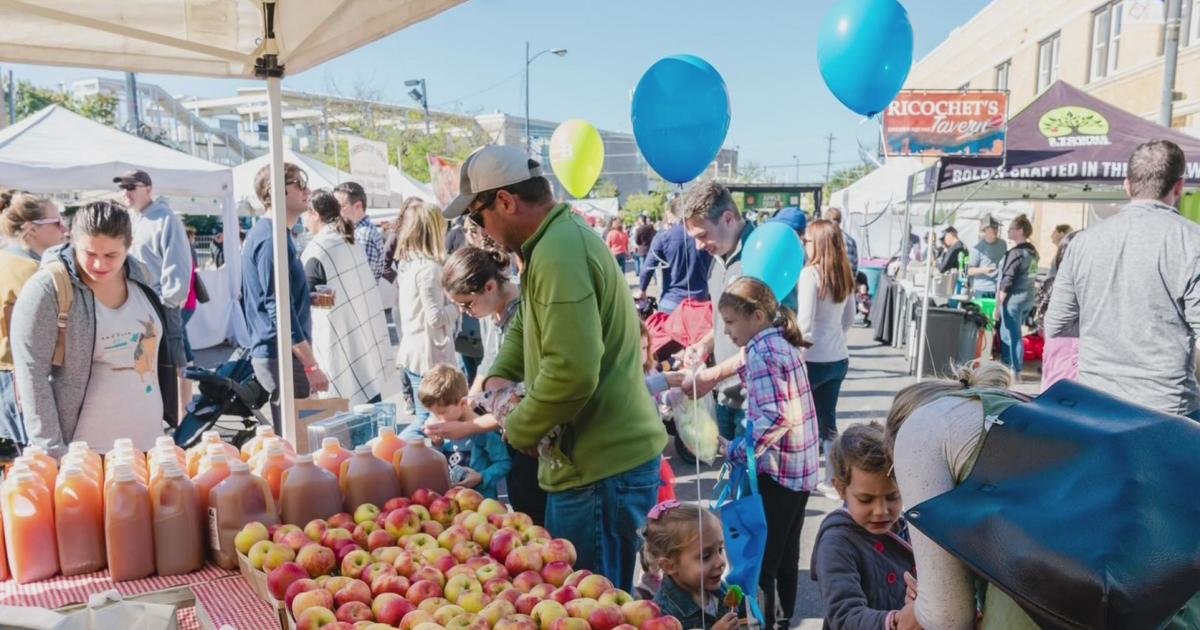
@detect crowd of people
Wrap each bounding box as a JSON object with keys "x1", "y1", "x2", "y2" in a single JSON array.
[{"x1": 0, "y1": 137, "x2": 1197, "y2": 628}]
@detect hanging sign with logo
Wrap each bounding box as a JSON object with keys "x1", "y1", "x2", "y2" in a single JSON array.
[
  {"x1": 882, "y1": 91, "x2": 1008, "y2": 158},
  {"x1": 346, "y1": 134, "x2": 392, "y2": 206}
]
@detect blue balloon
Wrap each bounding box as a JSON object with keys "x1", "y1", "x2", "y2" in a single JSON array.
[
  {"x1": 632, "y1": 55, "x2": 731, "y2": 184},
  {"x1": 742, "y1": 222, "x2": 805, "y2": 301},
  {"x1": 817, "y1": 0, "x2": 914, "y2": 117}
]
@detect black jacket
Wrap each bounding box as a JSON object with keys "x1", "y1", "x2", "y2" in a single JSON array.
[
  {"x1": 811, "y1": 509, "x2": 914, "y2": 630},
  {"x1": 998, "y1": 242, "x2": 1038, "y2": 295}
]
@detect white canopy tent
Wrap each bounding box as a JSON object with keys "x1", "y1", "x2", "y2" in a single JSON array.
[
  {"x1": 234, "y1": 147, "x2": 355, "y2": 213},
  {"x1": 0, "y1": 104, "x2": 246, "y2": 349},
  {"x1": 389, "y1": 165, "x2": 437, "y2": 205},
  {"x1": 0, "y1": 0, "x2": 464, "y2": 442}
]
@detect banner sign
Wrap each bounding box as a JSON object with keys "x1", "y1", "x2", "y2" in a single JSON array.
[
  {"x1": 428, "y1": 155, "x2": 462, "y2": 209},
  {"x1": 345, "y1": 135, "x2": 391, "y2": 206},
  {"x1": 883, "y1": 91, "x2": 1008, "y2": 158}
]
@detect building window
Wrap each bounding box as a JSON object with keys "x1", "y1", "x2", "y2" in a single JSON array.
[
  {"x1": 1091, "y1": 2, "x2": 1123, "y2": 81},
  {"x1": 1037, "y1": 32, "x2": 1061, "y2": 92},
  {"x1": 1187, "y1": 0, "x2": 1200, "y2": 46},
  {"x1": 995, "y1": 60, "x2": 1011, "y2": 91}
]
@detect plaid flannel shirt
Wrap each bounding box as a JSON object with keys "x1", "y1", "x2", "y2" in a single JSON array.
[
  {"x1": 729, "y1": 327, "x2": 820, "y2": 492},
  {"x1": 355, "y1": 217, "x2": 388, "y2": 281}
]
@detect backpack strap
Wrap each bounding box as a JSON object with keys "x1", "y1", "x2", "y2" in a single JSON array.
[{"x1": 46, "y1": 261, "x2": 73, "y2": 368}]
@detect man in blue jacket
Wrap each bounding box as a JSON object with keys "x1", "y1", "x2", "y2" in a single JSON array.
[{"x1": 636, "y1": 201, "x2": 713, "y2": 313}]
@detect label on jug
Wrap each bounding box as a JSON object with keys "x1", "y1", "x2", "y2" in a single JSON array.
[{"x1": 208, "y1": 506, "x2": 220, "y2": 551}]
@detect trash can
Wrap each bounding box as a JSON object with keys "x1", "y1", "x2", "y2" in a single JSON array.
[
  {"x1": 956, "y1": 309, "x2": 989, "y2": 364},
  {"x1": 920, "y1": 307, "x2": 966, "y2": 378},
  {"x1": 860, "y1": 265, "x2": 884, "y2": 302}
]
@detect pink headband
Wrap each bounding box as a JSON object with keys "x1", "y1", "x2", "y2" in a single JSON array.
[{"x1": 648, "y1": 499, "x2": 681, "y2": 520}]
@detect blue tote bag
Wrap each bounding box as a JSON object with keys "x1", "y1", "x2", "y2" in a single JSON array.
[{"x1": 712, "y1": 440, "x2": 768, "y2": 625}]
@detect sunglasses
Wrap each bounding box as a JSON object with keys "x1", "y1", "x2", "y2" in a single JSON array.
[
  {"x1": 467, "y1": 191, "x2": 501, "y2": 228},
  {"x1": 30, "y1": 217, "x2": 65, "y2": 228},
  {"x1": 452, "y1": 296, "x2": 477, "y2": 313},
  {"x1": 118, "y1": 183, "x2": 144, "y2": 191},
  {"x1": 286, "y1": 178, "x2": 309, "y2": 191}
]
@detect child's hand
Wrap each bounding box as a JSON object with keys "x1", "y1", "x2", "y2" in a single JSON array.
[
  {"x1": 456, "y1": 467, "x2": 482, "y2": 489},
  {"x1": 663, "y1": 371, "x2": 686, "y2": 388},
  {"x1": 711, "y1": 612, "x2": 738, "y2": 630},
  {"x1": 896, "y1": 599, "x2": 922, "y2": 630}
]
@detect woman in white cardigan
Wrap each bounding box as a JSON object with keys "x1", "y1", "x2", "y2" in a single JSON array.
[{"x1": 395, "y1": 202, "x2": 458, "y2": 439}]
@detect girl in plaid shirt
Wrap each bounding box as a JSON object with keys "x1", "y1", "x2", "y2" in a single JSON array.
[{"x1": 718, "y1": 276, "x2": 820, "y2": 630}]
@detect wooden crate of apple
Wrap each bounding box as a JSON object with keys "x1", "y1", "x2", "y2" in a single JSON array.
[{"x1": 234, "y1": 486, "x2": 683, "y2": 630}]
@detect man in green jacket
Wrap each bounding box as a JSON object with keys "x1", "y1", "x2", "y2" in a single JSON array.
[{"x1": 441, "y1": 144, "x2": 666, "y2": 592}]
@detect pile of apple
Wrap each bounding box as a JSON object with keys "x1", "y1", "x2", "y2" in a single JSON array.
[{"x1": 234, "y1": 486, "x2": 683, "y2": 630}]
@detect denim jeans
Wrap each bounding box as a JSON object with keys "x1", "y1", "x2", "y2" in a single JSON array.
[
  {"x1": 251, "y1": 357, "x2": 311, "y2": 435},
  {"x1": 614, "y1": 254, "x2": 627, "y2": 274},
  {"x1": 544, "y1": 456, "x2": 661, "y2": 592},
  {"x1": 716, "y1": 403, "x2": 745, "y2": 441},
  {"x1": 399, "y1": 369, "x2": 430, "y2": 440},
  {"x1": 999, "y1": 294, "x2": 1035, "y2": 374},
  {"x1": 0, "y1": 370, "x2": 27, "y2": 446},
  {"x1": 806, "y1": 359, "x2": 849, "y2": 441},
  {"x1": 181, "y1": 308, "x2": 196, "y2": 364},
  {"x1": 460, "y1": 354, "x2": 480, "y2": 386}
]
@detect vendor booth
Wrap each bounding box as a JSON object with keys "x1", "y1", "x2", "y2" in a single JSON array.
[{"x1": 0, "y1": 105, "x2": 247, "y2": 351}]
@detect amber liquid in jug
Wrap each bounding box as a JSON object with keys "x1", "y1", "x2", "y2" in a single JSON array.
[
  {"x1": 279, "y1": 454, "x2": 344, "y2": 526},
  {"x1": 339, "y1": 445, "x2": 401, "y2": 512},
  {"x1": 105, "y1": 464, "x2": 156, "y2": 582},
  {"x1": 394, "y1": 439, "x2": 451, "y2": 497},
  {"x1": 151, "y1": 464, "x2": 205, "y2": 576},
  {"x1": 208, "y1": 460, "x2": 278, "y2": 569},
  {"x1": 55, "y1": 465, "x2": 106, "y2": 576}
]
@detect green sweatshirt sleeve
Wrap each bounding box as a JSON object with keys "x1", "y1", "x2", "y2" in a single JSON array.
[
  {"x1": 487, "y1": 304, "x2": 524, "y2": 384},
  {"x1": 503, "y1": 257, "x2": 604, "y2": 451}
]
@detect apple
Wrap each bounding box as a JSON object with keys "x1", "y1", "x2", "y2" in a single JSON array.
[
  {"x1": 352, "y1": 522, "x2": 379, "y2": 548},
  {"x1": 235, "y1": 521, "x2": 271, "y2": 555},
  {"x1": 445, "y1": 574, "x2": 483, "y2": 603},
  {"x1": 336, "y1": 601, "x2": 374, "y2": 624},
  {"x1": 477, "y1": 498, "x2": 507, "y2": 517},
  {"x1": 447, "y1": 541, "x2": 480, "y2": 564},
  {"x1": 372, "y1": 546, "x2": 403, "y2": 565},
  {"x1": 494, "y1": 585, "x2": 521, "y2": 605},
  {"x1": 328, "y1": 512, "x2": 356, "y2": 530},
  {"x1": 337, "y1": 544, "x2": 365, "y2": 564},
  {"x1": 418, "y1": 597, "x2": 452, "y2": 614},
  {"x1": 292, "y1": 587, "x2": 335, "y2": 619},
  {"x1": 523, "y1": 527, "x2": 553, "y2": 545},
  {"x1": 540, "y1": 561, "x2": 572, "y2": 588},
  {"x1": 422, "y1": 545, "x2": 452, "y2": 565},
  {"x1": 453, "y1": 511, "x2": 472, "y2": 527},
  {"x1": 285, "y1": 578, "x2": 320, "y2": 610},
  {"x1": 597, "y1": 589, "x2": 633, "y2": 608},
  {"x1": 413, "y1": 623, "x2": 448, "y2": 630},
  {"x1": 515, "y1": 594, "x2": 541, "y2": 615},
  {"x1": 484, "y1": 577, "x2": 514, "y2": 597},
  {"x1": 619, "y1": 601, "x2": 661, "y2": 629},
  {"x1": 512, "y1": 570, "x2": 542, "y2": 594},
  {"x1": 587, "y1": 605, "x2": 624, "y2": 630},
  {"x1": 466, "y1": 556, "x2": 494, "y2": 571},
  {"x1": 267, "y1": 562, "x2": 310, "y2": 600},
  {"x1": 413, "y1": 565, "x2": 446, "y2": 588},
  {"x1": 272, "y1": 523, "x2": 301, "y2": 544},
  {"x1": 447, "y1": 613, "x2": 490, "y2": 630},
  {"x1": 495, "y1": 614, "x2": 539, "y2": 630},
  {"x1": 549, "y1": 586, "x2": 581, "y2": 605},
  {"x1": 411, "y1": 487, "x2": 441, "y2": 508},
  {"x1": 263, "y1": 543, "x2": 296, "y2": 572},
  {"x1": 366, "y1": 528, "x2": 397, "y2": 552},
  {"x1": 488, "y1": 514, "x2": 506, "y2": 528},
  {"x1": 392, "y1": 550, "x2": 419, "y2": 577},
  {"x1": 612, "y1": 625, "x2": 638, "y2": 630},
  {"x1": 295, "y1": 542, "x2": 337, "y2": 577},
  {"x1": 430, "y1": 496, "x2": 460, "y2": 525},
  {"x1": 334, "y1": 579, "x2": 373, "y2": 608},
  {"x1": 501, "y1": 512, "x2": 533, "y2": 531},
  {"x1": 562, "y1": 570, "x2": 592, "y2": 588},
  {"x1": 421, "y1": 519, "x2": 446, "y2": 538},
  {"x1": 341, "y1": 550, "x2": 373, "y2": 579},
  {"x1": 362, "y1": 562, "x2": 397, "y2": 585},
  {"x1": 473, "y1": 523, "x2": 498, "y2": 548},
  {"x1": 476, "y1": 562, "x2": 509, "y2": 583},
  {"x1": 539, "y1": 539, "x2": 576, "y2": 565},
  {"x1": 433, "y1": 605, "x2": 468, "y2": 626},
  {"x1": 325, "y1": 623, "x2": 356, "y2": 630},
  {"x1": 506, "y1": 546, "x2": 544, "y2": 576},
  {"x1": 640, "y1": 617, "x2": 684, "y2": 630},
  {"x1": 528, "y1": 583, "x2": 554, "y2": 599},
  {"x1": 447, "y1": 564, "x2": 477, "y2": 580},
  {"x1": 401, "y1": 610, "x2": 436, "y2": 630},
  {"x1": 479, "y1": 599, "x2": 517, "y2": 626},
  {"x1": 361, "y1": 591, "x2": 409, "y2": 625},
  {"x1": 384, "y1": 507, "x2": 422, "y2": 538},
  {"x1": 371, "y1": 574, "x2": 411, "y2": 598},
  {"x1": 454, "y1": 488, "x2": 485, "y2": 512},
  {"x1": 432, "y1": 552, "x2": 458, "y2": 576},
  {"x1": 457, "y1": 590, "x2": 491, "y2": 614},
  {"x1": 324, "y1": 576, "x2": 354, "y2": 595},
  {"x1": 438, "y1": 525, "x2": 472, "y2": 550},
  {"x1": 248, "y1": 539, "x2": 274, "y2": 570},
  {"x1": 489, "y1": 528, "x2": 523, "y2": 562},
  {"x1": 405, "y1": 579, "x2": 444, "y2": 605},
  {"x1": 322, "y1": 527, "x2": 355, "y2": 549},
  {"x1": 550, "y1": 618, "x2": 591, "y2": 630},
  {"x1": 531, "y1": 600, "x2": 569, "y2": 630},
  {"x1": 406, "y1": 533, "x2": 440, "y2": 554},
  {"x1": 460, "y1": 512, "x2": 488, "y2": 532},
  {"x1": 564, "y1": 598, "x2": 597, "y2": 620},
  {"x1": 295, "y1": 605, "x2": 337, "y2": 630},
  {"x1": 410, "y1": 504, "x2": 432, "y2": 522},
  {"x1": 303, "y1": 518, "x2": 329, "y2": 542},
  {"x1": 354, "y1": 502, "x2": 381, "y2": 524},
  {"x1": 577, "y1": 575, "x2": 615, "y2": 600},
  {"x1": 279, "y1": 530, "x2": 310, "y2": 553}
]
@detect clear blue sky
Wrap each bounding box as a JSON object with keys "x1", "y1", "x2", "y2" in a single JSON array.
[{"x1": 5, "y1": 0, "x2": 990, "y2": 181}]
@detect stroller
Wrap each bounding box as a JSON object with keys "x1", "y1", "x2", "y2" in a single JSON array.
[{"x1": 173, "y1": 347, "x2": 270, "y2": 449}]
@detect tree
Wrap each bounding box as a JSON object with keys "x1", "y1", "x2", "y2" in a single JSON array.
[
  {"x1": 736, "y1": 160, "x2": 768, "y2": 183},
  {"x1": 10, "y1": 81, "x2": 117, "y2": 126},
  {"x1": 591, "y1": 179, "x2": 619, "y2": 199},
  {"x1": 622, "y1": 192, "x2": 667, "y2": 223}
]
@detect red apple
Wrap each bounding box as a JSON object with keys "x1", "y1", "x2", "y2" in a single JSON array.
[
  {"x1": 490, "y1": 528, "x2": 523, "y2": 563},
  {"x1": 453, "y1": 488, "x2": 485, "y2": 512},
  {"x1": 353, "y1": 522, "x2": 379, "y2": 548},
  {"x1": 430, "y1": 496, "x2": 460, "y2": 525},
  {"x1": 576, "y1": 574, "x2": 614, "y2": 600},
  {"x1": 550, "y1": 618, "x2": 591, "y2": 630},
  {"x1": 295, "y1": 605, "x2": 337, "y2": 630},
  {"x1": 329, "y1": 512, "x2": 357, "y2": 531},
  {"x1": 515, "y1": 594, "x2": 541, "y2": 615},
  {"x1": 512, "y1": 570, "x2": 543, "y2": 593},
  {"x1": 336, "y1": 600, "x2": 374, "y2": 624},
  {"x1": 405, "y1": 579, "x2": 444, "y2": 605},
  {"x1": 410, "y1": 488, "x2": 441, "y2": 508},
  {"x1": 473, "y1": 523, "x2": 498, "y2": 548},
  {"x1": 433, "y1": 553, "x2": 458, "y2": 576},
  {"x1": 405, "y1": 533, "x2": 440, "y2": 554},
  {"x1": 400, "y1": 610, "x2": 436, "y2": 630},
  {"x1": 303, "y1": 519, "x2": 329, "y2": 542},
  {"x1": 341, "y1": 549, "x2": 373, "y2": 579},
  {"x1": 501, "y1": 512, "x2": 533, "y2": 531},
  {"x1": 564, "y1": 598, "x2": 598, "y2": 620},
  {"x1": 367, "y1": 528, "x2": 397, "y2": 551},
  {"x1": 392, "y1": 550, "x2": 419, "y2": 577},
  {"x1": 421, "y1": 519, "x2": 446, "y2": 538},
  {"x1": 531, "y1": 600, "x2": 569, "y2": 630},
  {"x1": 385, "y1": 507, "x2": 422, "y2": 538},
  {"x1": 384, "y1": 497, "x2": 412, "y2": 512},
  {"x1": 523, "y1": 527, "x2": 553, "y2": 545},
  {"x1": 539, "y1": 539, "x2": 576, "y2": 566},
  {"x1": 495, "y1": 614, "x2": 539, "y2": 630},
  {"x1": 413, "y1": 565, "x2": 446, "y2": 588},
  {"x1": 362, "y1": 562, "x2": 397, "y2": 585},
  {"x1": 324, "y1": 576, "x2": 354, "y2": 595},
  {"x1": 488, "y1": 514, "x2": 506, "y2": 528},
  {"x1": 292, "y1": 587, "x2": 335, "y2": 619},
  {"x1": 476, "y1": 561, "x2": 509, "y2": 583},
  {"x1": 267, "y1": 562, "x2": 310, "y2": 600},
  {"x1": 372, "y1": 592, "x2": 418, "y2": 626},
  {"x1": 285, "y1": 578, "x2": 321, "y2": 611},
  {"x1": 438, "y1": 525, "x2": 473, "y2": 550},
  {"x1": 613, "y1": 625, "x2": 637, "y2": 630},
  {"x1": 337, "y1": 543, "x2": 365, "y2": 564},
  {"x1": 529, "y1": 583, "x2": 554, "y2": 599},
  {"x1": 506, "y1": 546, "x2": 544, "y2": 576},
  {"x1": 334, "y1": 579, "x2": 373, "y2": 608},
  {"x1": 494, "y1": 585, "x2": 522, "y2": 606},
  {"x1": 447, "y1": 612, "x2": 490, "y2": 630},
  {"x1": 549, "y1": 586, "x2": 581, "y2": 605},
  {"x1": 418, "y1": 597, "x2": 452, "y2": 615},
  {"x1": 273, "y1": 523, "x2": 302, "y2": 543},
  {"x1": 445, "y1": 574, "x2": 484, "y2": 604},
  {"x1": 409, "y1": 504, "x2": 432, "y2": 522},
  {"x1": 449, "y1": 540, "x2": 482, "y2": 564},
  {"x1": 540, "y1": 561, "x2": 572, "y2": 588},
  {"x1": 598, "y1": 589, "x2": 633, "y2": 608},
  {"x1": 371, "y1": 574, "x2": 411, "y2": 598},
  {"x1": 587, "y1": 605, "x2": 624, "y2": 630},
  {"x1": 447, "y1": 564, "x2": 477, "y2": 580},
  {"x1": 434, "y1": 605, "x2": 468, "y2": 626},
  {"x1": 484, "y1": 577, "x2": 514, "y2": 597},
  {"x1": 619, "y1": 601, "x2": 661, "y2": 629},
  {"x1": 466, "y1": 556, "x2": 494, "y2": 571},
  {"x1": 479, "y1": 598, "x2": 517, "y2": 626},
  {"x1": 372, "y1": 546, "x2": 404, "y2": 565},
  {"x1": 296, "y1": 542, "x2": 337, "y2": 578},
  {"x1": 640, "y1": 617, "x2": 684, "y2": 630},
  {"x1": 563, "y1": 570, "x2": 592, "y2": 588},
  {"x1": 322, "y1": 527, "x2": 354, "y2": 549}
]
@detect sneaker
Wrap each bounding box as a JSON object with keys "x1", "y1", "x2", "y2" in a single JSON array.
[{"x1": 816, "y1": 481, "x2": 840, "y2": 501}]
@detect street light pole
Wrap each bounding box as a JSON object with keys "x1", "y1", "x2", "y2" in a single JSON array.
[
  {"x1": 524, "y1": 42, "x2": 568, "y2": 156},
  {"x1": 1160, "y1": 0, "x2": 1184, "y2": 126},
  {"x1": 792, "y1": 155, "x2": 799, "y2": 183}
]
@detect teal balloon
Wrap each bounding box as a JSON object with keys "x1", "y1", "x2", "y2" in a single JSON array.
[
  {"x1": 631, "y1": 55, "x2": 731, "y2": 184},
  {"x1": 742, "y1": 222, "x2": 805, "y2": 301},
  {"x1": 817, "y1": 0, "x2": 914, "y2": 117}
]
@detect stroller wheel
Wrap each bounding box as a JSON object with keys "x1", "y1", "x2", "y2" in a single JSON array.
[{"x1": 673, "y1": 434, "x2": 697, "y2": 466}]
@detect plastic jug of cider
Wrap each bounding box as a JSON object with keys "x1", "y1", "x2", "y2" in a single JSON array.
[
  {"x1": 371, "y1": 426, "x2": 404, "y2": 464},
  {"x1": 66, "y1": 443, "x2": 103, "y2": 484},
  {"x1": 105, "y1": 464, "x2": 155, "y2": 581},
  {"x1": 111, "y1": 438, "x2": 145, "y2": 464},
  {"x1": 2, "y1": 469, "x2": 58, "y2": 583},
  {"x1": 55, "y1": 465, "x2": 106, "y2": 576},
  {"x1": 279, "y1": 454, "x2": 344, "y2": 526},
  {"x1": 187, "y1": 432, "x2": 239, "y2": 477},
  {"x1": 247, "y1": 437, "x2": 296, "y2": 471},
  {"x1": 151, "y1": 436, "x2": 186, "y2": 469},
  {"x1": 107, "y1": 446, "x2": 148, "y2": 484},
  {"x1": 192, "y1": 451, "x2": 231, "y2": 519},
  {"x1": 394, "y1": 439, "x2": 451, "y2": 497},
  {"x1": 151, "y1": 465, "x2": 204, "y2": 576},
  {"x1": 251, "y1": 439, "x2": 296, "y2": 503},
  {"x1": 240, "y1": 425, "x2": 277, "y2": 462},
  {"x1": 208, "y1": 460, "x2": 278, "y2": 569},
  {"x1": 22, "y1": 446, "x2": 59, "y2": 491},
  {"x1": 315, "y1": 437, "x2": 352, "y2": 477},
  {"x1": 339, "y1": 445, "x2": 401, "y2": 513}
]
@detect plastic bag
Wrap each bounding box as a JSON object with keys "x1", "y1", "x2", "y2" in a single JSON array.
[
  {"x1": 0, "y1": 590, "x2": 179, "y2": 630},
  {"x1": 667, "y1": 389, "x2": 720, "y2": 464}
]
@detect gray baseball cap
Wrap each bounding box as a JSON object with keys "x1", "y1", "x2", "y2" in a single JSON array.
[{"x1": 443, "y1": 144, "x2": 543, "y2": 219}]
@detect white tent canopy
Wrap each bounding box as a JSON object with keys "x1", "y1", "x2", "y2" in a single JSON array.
[
  {"x1": 234, "y1": 147, "x2": 353, "y2": 212},
  {"x1": 389, "y1": 165, "x2": 437, "y2": 204}
]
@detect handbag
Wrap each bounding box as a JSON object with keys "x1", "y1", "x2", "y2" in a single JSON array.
[
  {"x1": 712, "y1": 442, "x2": 768, "y2": 625},
  {"x1": 906, "y1": 379, "x2": 1200, "y2": 629},
  {"x1": 192, "y1": 272, "x2": 210, "y2": 304}
]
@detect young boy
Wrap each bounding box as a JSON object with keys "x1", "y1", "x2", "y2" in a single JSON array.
[
  {"x1": 811, "y1": 422, "x2": 918, "y2": 630},
  {"x1": 417, "y1": 364, "x2": 512, "y2": 500}
]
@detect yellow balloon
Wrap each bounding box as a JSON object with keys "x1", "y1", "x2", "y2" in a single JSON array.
[{"x1": 549, "y1": 119, "x2": 605, "y2": 199}]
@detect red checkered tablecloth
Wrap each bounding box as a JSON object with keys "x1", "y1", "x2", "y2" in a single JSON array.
[
  {"x1": 190, "y1": 576, "x2": 281, "y2": 630},
  {"x1": 177, "y1": 606, "x2": 202, "y2": 630},
  {"x1": 0, "y1": 563, "x2": 238, "y2": 609}
]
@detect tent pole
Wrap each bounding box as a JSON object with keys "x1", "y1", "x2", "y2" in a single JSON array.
[
  {"x1": 914, "y1": 160, "x2": 942, "y2": 380},
  {"x1": 267, "y1": 76, "x2": 297, "y2": 442}
]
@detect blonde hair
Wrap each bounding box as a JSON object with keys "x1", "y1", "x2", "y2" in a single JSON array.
[
  {"x1": 807, "y1": 219, "x2": 856, "y2": 303},
  {"x1": 883, "y1": 362, "x2": 1013, "y2": 460},
  {"x1": 0, "y1": 189, "x2": 51, "y2": 239},
  {"x1": 417, "y1": 363, "x2": 469, "y2": 409},
  {"x1": 395, "y1": 202, "x2": 447, "y2": 262},
  {"x1": 642, "y1": 502, "x2": 721, "y2": 566},
  {"x1": 717, "y1": 277, "x2": 811, "y2": 348}
]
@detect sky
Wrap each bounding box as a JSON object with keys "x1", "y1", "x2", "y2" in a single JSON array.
[{"x1": 5, "y1": 0, "x2": 991, "y2": 181}]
